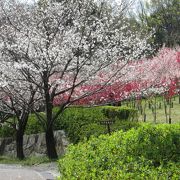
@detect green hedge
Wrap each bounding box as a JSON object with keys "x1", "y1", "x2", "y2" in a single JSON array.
[
  {"x1": 53, "y1": 106, "x2": 105, "y2": 143},
  {"x1": 54, "y1": 106, "x2": 138, "y2": 143},
  {"x1": 0, "y1": 106, "x2": 138, "y2": 141},
  {"x1": 102, "y1": 106, "x2": 138, "y2": 120},
  {"x1": 58, "y1": 124, "x2": 180, "y2": 179}
]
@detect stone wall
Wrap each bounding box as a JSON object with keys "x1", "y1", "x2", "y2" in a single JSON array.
[{"x1": 0, "y1": 130, "x2": 69, "y2": 157}]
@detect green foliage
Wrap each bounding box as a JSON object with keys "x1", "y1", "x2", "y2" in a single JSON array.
[
  {"x1": 54, "y1": 106, "x2": 138, "y2": 143},
  {"x1": 25, "y1": 114, "x2": 44, "y2": 135},
  {"x1": 77, "y1": 123, "x2": 105, "y2": 141},
  {"x1": 140, "y1": 0, "x2": 180, "y2": 47},
  {"x1": 102, "y1": 106, "x2": 138, "y2": 120},
  {"x1": 58, "y1": 124, "x2": 180, "y2": 179},
  {"x1": 53, "y1": 107, "x2": 105, "y2": 143},
  {"x1": 0, "y1": 106, "x2": 138, "y2": 141},
  {"x1": 124, "y1": 124, "x2": 180, "y2": 165},
  {"x1": 0, "y1": 114, "x2": 44, "y2": 137},
  {"x1": 0, "y1": 122, "x2": 15, "y2": 138}
]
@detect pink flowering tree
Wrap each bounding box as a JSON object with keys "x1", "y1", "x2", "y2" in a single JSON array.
[
  {"x1": 84, "y1": 47, "x2": 180, "y2": 122},
  {"x1": 122, "y1": 47, "x2": 180, "y2": 123},
  {"x1": 127, "y1": 47, "x2": 180, "y2": 123},
  {"x1": 0, "y1": 0, "x2": 152, "y2": 159},
  {"x1": 55, "y1": 47, "x2": 180, "y2": 123}
]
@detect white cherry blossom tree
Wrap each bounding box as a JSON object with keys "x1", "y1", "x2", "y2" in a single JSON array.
[
  {"x1": 0, "y1": 0, "x2": 152, "y2": 159},
  {"x1": 0, "y1": 59, "x2": 40, "y2": 159}
]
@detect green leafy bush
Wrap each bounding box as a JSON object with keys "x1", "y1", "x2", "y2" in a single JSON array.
[
  {"x1": 0, "y1": 106, "x2": 138, "y2": 141},
  {"x1": 0, "y1": 122, "x2": 15, "y2": 138},
  {"x1": 0, "y1": 114, "x2": 44, "y2": 137},
  {"x1": 54, "y1": 106, "x2": 139, "y2": 143},
  {"x1": 54, "y1": 107, "x2": 105, "y2": 143},
  {"x1": 25, "y1": 114, "x2": 44, "y2": 135},
  {"x1": 77, "y1": 123, "x2": 105, "y2": 141},
  {"x1": 124, "y1": 124, "x2": 180, "y2": 165},
  {"x1": 102, "y1": 106, "x2": 138, "y2": 120},
  {"x1": 58, "y1": 124, "x2": 180, "y2": 179}
]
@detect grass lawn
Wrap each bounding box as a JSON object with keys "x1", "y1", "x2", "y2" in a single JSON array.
[
  {"x1": 0, "y1": 156, "x2": 52, "y2": 165},
  {"x1": 134, "y1": 96, "x2": 180, "y2": 124}
]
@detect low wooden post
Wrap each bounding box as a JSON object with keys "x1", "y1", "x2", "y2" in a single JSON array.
[
  {"x1": 169, "y1": 118, "x2": 171, "y2": 124},
  {"x1": 100, "y1": 120, "x2": 115, "y2": 135}
]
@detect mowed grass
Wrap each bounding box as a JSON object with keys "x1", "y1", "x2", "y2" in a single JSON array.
[
  {"x1": 136, "y1": 96, "x2": 180, "y2": 124},
  {"x1": 0, "y1": 156, "x2": 51, "y2": 165}
]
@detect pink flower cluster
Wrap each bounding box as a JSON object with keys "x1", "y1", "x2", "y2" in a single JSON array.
[{"x1": 53, "y1": 47, "x2": 180, "y2": 105}]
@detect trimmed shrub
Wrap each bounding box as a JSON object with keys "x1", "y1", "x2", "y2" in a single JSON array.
[
  {"x1": 0, "y1": 106, "x2": 138, "y2": 141},
  {"x1": 58, "y1": 124, "x2": 180, "y2": 179},
  {"x1": 54, "y1": 107, "x2": 105, "y2": 143},
  {"x1": 54, "y1": 106, "x2": 139, "y2": 143},
  {"x1": 102, "y1": 106, "x2": 138, "y2": 120},
  {"x1": 78, "y1": 123, "x2": 105, "y2": 141},
  {"x1": 124, "y1": 124, "x2": 180, "y2": 165}
]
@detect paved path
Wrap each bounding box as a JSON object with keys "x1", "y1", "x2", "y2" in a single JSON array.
[{"x1": 0, "y1": 163, "x2": 59, "y2": 180}]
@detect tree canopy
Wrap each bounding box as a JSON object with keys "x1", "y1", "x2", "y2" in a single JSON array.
[{"x1": 138, "y1": 0, "x2": 180, "y2": 47}]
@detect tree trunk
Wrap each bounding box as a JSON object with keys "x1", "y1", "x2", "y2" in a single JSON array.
[
  {"x1": 16, "y1": 130, "x2": 24, "y2": 160},
  {"x1": 163, "y1": 97, "x2": 168, "y2": 123},
  {"x1": 15, "y1": 113, "x2": 29, "y2": 160},
  {"x1": 43, "y1": 71, "x2": 58, "y2": 159},
  {"x1": 45, "y1": 126, "x2": 58, "y2": 159},
  {"x1": 169, "y1": 98, "x2": 172, "y2": 124},
  {"x1": 143, "y1": 101, "x2": 147, "y2": 122}
]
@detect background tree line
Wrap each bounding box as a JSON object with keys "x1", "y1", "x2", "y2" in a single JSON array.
[{"x1": 133, "y1": 0, "x2": 179, "y2": 48}]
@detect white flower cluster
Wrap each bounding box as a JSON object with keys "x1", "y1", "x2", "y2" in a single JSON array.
[{"x1": 0, "y1": 0, "x2": 152, "y2": 109}]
